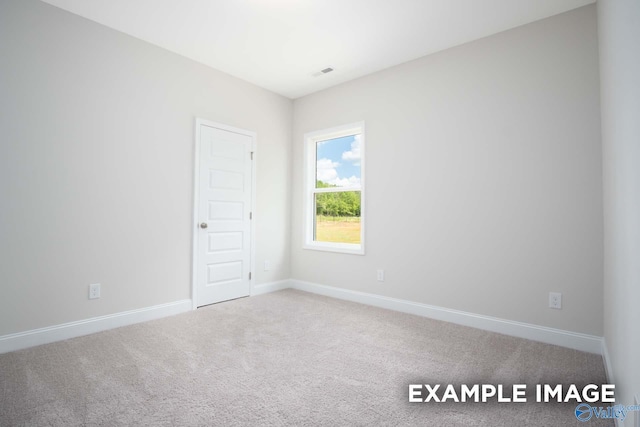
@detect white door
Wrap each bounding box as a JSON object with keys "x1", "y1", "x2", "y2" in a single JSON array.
[{"x1": 195, "y1": 121, "x2": 254, "y2": 307}]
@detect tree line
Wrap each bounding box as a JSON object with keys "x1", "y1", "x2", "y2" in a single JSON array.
[{"x1": 315, "y1": 181, "x2": 361, "y2": 217}]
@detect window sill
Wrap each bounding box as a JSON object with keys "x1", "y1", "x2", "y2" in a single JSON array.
[{"x1": 303, "y1": 242, "x2": 365, "y2": 255}]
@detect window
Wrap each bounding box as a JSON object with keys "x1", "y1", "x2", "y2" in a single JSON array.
[{"x1": 304, "y1": 122, "x2": 365, "y2": 254}]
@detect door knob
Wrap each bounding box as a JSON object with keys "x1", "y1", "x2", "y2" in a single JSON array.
[{"x1": 200, "y1": 222, "x2": 208, "y2": 229}]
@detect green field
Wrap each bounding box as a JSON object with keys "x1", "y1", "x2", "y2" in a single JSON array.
[{"x1": 315, "y1": 215, "x2": 361, "y2": 244}]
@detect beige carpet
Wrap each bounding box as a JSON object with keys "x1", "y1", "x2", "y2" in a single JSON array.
[{"x1": 0, "y1": 290, "x2": 612, "y2": 426}]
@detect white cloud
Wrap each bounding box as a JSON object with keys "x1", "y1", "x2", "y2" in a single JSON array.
[
  {"x1": 316, "y1": 158, "x2": 360, "y2": 187},
  {"x1": 341, "y1": 135, "x2": 361, "y2": 162},
  {"x1": 334, "y1": 176, "x2": 361, "y2": 187},
  {"x1": 316, "y1": 158, "x2": 340, "y2": 183}
]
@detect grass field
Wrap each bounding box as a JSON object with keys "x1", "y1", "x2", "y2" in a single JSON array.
[{"x1": 315, "y1": 215, "x2": 361, "y2": 244}]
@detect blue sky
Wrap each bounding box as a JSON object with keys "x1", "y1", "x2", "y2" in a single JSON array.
[{"x1": 316, "y1": 134, "x2": 361, "y2": 187}]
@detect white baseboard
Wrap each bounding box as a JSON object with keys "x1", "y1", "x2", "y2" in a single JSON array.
[
  {"x1": 0, "y1": 299, "x2": 192, "y2": 354},
  {"x1": 601, "y1": 338, "x2": 622, "y2": 427},
  {"x1": 251, "y1": 279, "x2": 293, "y2": 296},
  {"x1": 1, "y1": 279, "x2": 604, "y2": 356},
  {"x1": 602, "y1": 338, "x2": 615, "y2": 383},
  {"x1": 289, "y1": 279, "x2": 603, "y2": 354}
]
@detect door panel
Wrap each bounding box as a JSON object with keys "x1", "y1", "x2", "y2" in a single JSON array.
[{"x1": 196, "y1": 123, "x2": 253, "y2": 307}]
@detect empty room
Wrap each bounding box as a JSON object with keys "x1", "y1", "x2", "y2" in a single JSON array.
[{"x1": 0, "y1": 0, "x2": 638, "y2": 425}]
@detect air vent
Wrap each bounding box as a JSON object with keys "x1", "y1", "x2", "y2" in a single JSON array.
[{"x1": 312, "y1": 67, "x2": 335, "y2": 77}]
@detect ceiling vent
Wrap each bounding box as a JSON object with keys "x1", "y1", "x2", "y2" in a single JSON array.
[{"x1": 320, "y1": 67, "x2": 334, "y2": 74}]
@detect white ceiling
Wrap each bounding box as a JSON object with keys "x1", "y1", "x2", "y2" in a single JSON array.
[{"x1": 41, "y1": 0, "x2": 594, "y2": 99}]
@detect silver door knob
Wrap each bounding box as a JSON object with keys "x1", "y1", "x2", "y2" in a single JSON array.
[{"x1": 200, "y1": 222, "x2": 208, "y2": 229}]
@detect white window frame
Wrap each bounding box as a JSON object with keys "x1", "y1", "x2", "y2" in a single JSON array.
[{"x1": 303, "y1": 121, "x2": 365, "y2": 255}]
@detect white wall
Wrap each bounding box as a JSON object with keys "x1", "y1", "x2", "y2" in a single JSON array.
[
  {"x1": 0, "y1": 0, "x2": 292, "y2": 336},
  {"x1": 292, "y1": 5, "x2": 603, "y2": 335},
  {"x1": 598, "y1": 0, "x2": 640, "y2": 415}
]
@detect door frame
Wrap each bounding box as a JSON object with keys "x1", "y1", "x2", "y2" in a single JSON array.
[{"x1": 191, "y1": 118, "x2": 257, "y2": 310}]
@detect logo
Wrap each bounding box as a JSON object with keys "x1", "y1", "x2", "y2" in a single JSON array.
[
  {"x1": 575, "y1": 403, "x2": 593, "y2": 422},
  {"x1": 575, "y1": 403, "x2": 640, "y2": 422}
]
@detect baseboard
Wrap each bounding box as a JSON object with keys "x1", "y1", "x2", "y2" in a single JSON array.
[
  {"x1": 601, "y1": 338, "x2": 623, "y2": 427},
  {"x1": 602, "y1": 338, "x2": 615, "y2": 383},
  {"x1": 251, "y1": 279, "x2": 293, "y2": 296},
  {"x1": 289, "y1": 279, "x2": 603, "y2": 354},
  {"x1": 0, "y1": 299, "x2": 192, "y2": 354},
  {"x1": 2, "y1": 280, "x2": 604, "y2": 356}
]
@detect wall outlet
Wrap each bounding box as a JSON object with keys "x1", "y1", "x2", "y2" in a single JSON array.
[
  {"x1": 89, "y1": 283, "x2": 101, "y2": 300},
  {"x1": 377, "y1": 269, "x2": 385, "y2": 282},
  {"x1": 549, "y1": 292, "x2": 562, "y2": 309},
  {"x1": 264, "y1": 260, "x2": 271, "y2": 271}
]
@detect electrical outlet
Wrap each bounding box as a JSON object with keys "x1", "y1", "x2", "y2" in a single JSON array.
[
  {"x1": 549, "y1": 292, "x2": 562, "y2": 309},
  {"x1": 264, "y1": 260, "x2": 271, "y2": 271},
  {"x1": 89, "y1": 283, "x2": 101, "y2": 300},
  {"x1": 377, "y1": 269, "x2": 385, "y2": 282}
]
